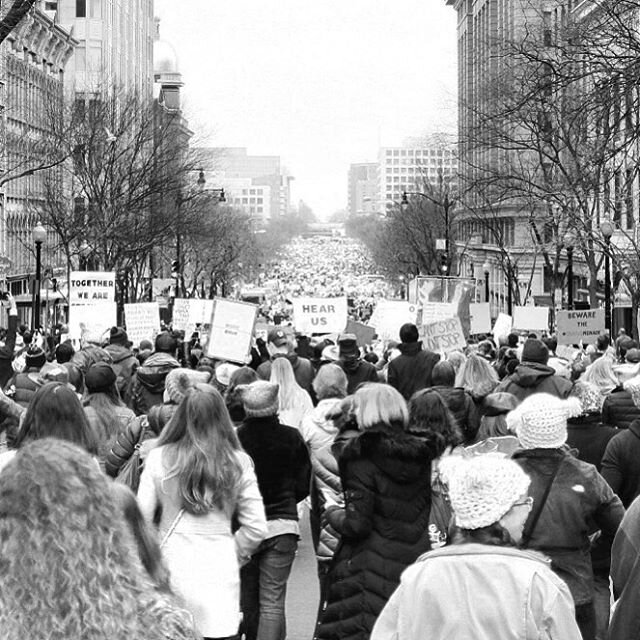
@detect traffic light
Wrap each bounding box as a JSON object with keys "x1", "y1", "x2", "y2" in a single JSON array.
[
  {"x1": 440, "y1": 254, "x2": 449, "y2": 274},
  {"x1": 51, "y1": 278, "x2": 57, "y2": 292},
  {"x1": 171, "y1": 259, "x2": 179, "y2": 276}
]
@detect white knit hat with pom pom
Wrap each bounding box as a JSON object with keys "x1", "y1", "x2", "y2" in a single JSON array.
[
  {"x1": 440, "y1": 454, "x2": 530, "y2": 530},
  {"x1": 506, "y1": 393, "x2": 582, "y2": 449}
]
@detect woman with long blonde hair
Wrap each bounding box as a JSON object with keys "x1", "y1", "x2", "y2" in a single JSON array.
[
  {"x1": 137, "y1": 384, "x2": 267, "y2": 640},
  {"x1": 270, "y1": 356, "x2": 313, "y2": 428}
]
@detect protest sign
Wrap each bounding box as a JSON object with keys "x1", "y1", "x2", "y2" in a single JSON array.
[
  {"x1": 469, "y1": 303, "x2": 492, "y2": 335},
  {"x1": 124, "y1": 302, "x2": 161, "y2": 347},
  {"x1": 422, "y1": 317, "x2": 467, "y2": 354},
  {"x1": 556, "y1": 309, "x2": 605, "y2": 345},
  {"x1": 368, "y1": 300, "x2": 418, "y2": 341},
  {"x1": 206, "y1": 298, "x2": 258, "y2": 363},
  {"x1": 69, "y1": 271, "x2": 116, "y2": 305},
  {"x1": 421, "y1": 302, "x2": 457, "y2": 324},
  {"x1": 68, "y1": 302, "x2": 117, "y2": 344},
  {"x1": 346, "y1": 319, "x2": 377, "y2": 347},
  {"x1": 173, "y1": 298, "x2": 215, "y2": 338},
  {"x1": 513, "y1": 306, "x2": 550, "y2": 332},
  {"x1": 492, "y1": 313, "x2": 513, "y2": 340},
  {"x1": 292, "y1": 297, "x2": 348, "y2": 335}
]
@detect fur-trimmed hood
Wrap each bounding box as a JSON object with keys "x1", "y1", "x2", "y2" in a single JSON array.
[{"x1": 340, "y1": 423, "x2": 431, "y2": 483}]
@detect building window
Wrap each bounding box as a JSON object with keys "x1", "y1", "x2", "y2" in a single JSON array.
[{"x1": 76, "y1": 0, "x2": 86, "y2": 17}]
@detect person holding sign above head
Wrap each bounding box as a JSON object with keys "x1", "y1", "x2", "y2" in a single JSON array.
[{"x1": 387, "y1": 323, "x2": 440, "y2": 401}]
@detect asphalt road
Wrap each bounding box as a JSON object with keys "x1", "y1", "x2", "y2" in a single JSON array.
[{"x1": 285, "y1": 506, "x2": 320, "y2": 640}]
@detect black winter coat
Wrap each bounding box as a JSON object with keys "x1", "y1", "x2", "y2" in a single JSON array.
[
  {"x1": 495, "y1": 363, "x2": 573, "y2": 401},
  {"x1": 602, "y1": 387, "x2": 640, "y2": 430},
  {"x1": 316, "y1": 424, "x2": 432, "y2": 640},
  {"x1": 601, "y1": 419, "x2": 640, "y2": 508},
  {"x1": 387, "y1": 342, "x2": 440, "y2": 400},
  {"x1": 237, "y1": 415, "x2": 311, "y2": 521},
  {"x1": 566, "y1": 415, "x2": 619, "y2": 471},
  {"x1": 429, "y1": 385, "x2": 480, "y2": 443},
  {"x1": 0, "y1": 314, "x2": 18, "y2": 389}
]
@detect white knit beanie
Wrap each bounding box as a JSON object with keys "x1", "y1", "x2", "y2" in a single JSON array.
[
  {"x1": 506, "y1": 393, "x2": 582, "y2": 449},
  {"x1": 441, "y1": 455, "x2": 531, "y2": 530}
]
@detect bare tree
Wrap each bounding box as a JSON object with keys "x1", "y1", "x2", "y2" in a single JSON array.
[{"x1": 459, "y1": 0, "x2": 640, "y2": 319}]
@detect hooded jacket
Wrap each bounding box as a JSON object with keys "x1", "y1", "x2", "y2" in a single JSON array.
[
  {"x1": 496, "y1": 362, "x2": 573, "y2": 401},
  {"x1": 70, "y1": 344, "x2": 112, "y2": 374},
  {"x1": 387, "y1": 342, "x2": 440, "y2": 400},
  {"x1": 429, "y1": 385, "x2": 480, "y2": 443},
  {"x1": 316, "y1": 424, "x2": 433, "y2": 640},
  {"x1": 601, "y1": 419, "x2": 640, "y2": 507},
  {"x1": 371, "y1": 544, "x2": 581, "y2": 640},
  {"x1": 566, "y1": 414, "x2": 619, "y2": 471},
  {"x1": 104, "y1": 343, "x2": 137, "y2": 397},
  {"x1": 127, "y1": 352, "x2": 180, "y2": 416}
]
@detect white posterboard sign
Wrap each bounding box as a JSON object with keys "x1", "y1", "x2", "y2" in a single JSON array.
[
  {"x1": 421, "y1": 302, "x2": 457, "y2": 324},
  {"x1": 173, "y1": 298, "x2": 215, "y2": 338},
  {"x1": 556, "y1": 309, "x2": 605, "y2": 345},
  {"x1": 422, "y1": 317, "x2": 467, "y2": 354},
  {"x1": 292, "y1": 297, "x2": 348, "y2": 335},
  {"x1": 469, "y1": 303, "x2": 492, "y2": 335},
  {"x1": 124, "y1": 302, "x2": 161, "y2": 347},
  {"x1": 206, "y1": 298, "x2": 258, "y2": 364},
  {"x1": 492, "y1": 313, "x2": 513, "y2": 340},
  {"x1": 69, "y1": 271, "x2": 116, "y2": 305},
  {"x1": 69, "y1": 302, "x2": 117, "y2": 345},
  {"x1": 368, "y1": 300, "x2": 418, "y2": 341},
  {"x1": 513, "y1": 306, "x2": 550, "y2": 332}
]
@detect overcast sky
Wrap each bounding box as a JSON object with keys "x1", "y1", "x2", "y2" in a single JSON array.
[{"x1": 154, "y1": 1, "x2": 457, "y2": 219}]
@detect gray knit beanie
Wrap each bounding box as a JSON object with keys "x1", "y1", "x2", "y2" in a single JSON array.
[{"x1": 240, "y1": 381, "x2": 280, "y2": 418}]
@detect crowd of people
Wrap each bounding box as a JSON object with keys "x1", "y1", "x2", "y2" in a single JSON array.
[
  {"x1": 239, "y1": 236, "x2": 397, "y2": 324},
  {"x1": 3, "y1": 236, "x2": 640, "y2": 639}
]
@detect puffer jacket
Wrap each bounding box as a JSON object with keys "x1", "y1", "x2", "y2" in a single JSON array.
[
  {"x1": 602, "y1": 387, "x2": 640, "y2": 429},
  {"x1": 316, "y1": 424, "x2": 433, "y2": 640},
  {"x1": 512, "y1": 448, "x2": 624, "y2": 605},
  {"x1": 429, "y1": 385, "x2": 479, "y2": 443},
  {"x1": 105, "y1": 414, "x2": 158, "y2": 477},
  {"x1": 387, "y1": 342, "x2": 440, "y2": 400},
  {"x1": 10, "y1": 369, "x2": 41, "y2": 408},
  {"x1": 300, "y1": 398, "x2": 343, "y2": 561},
  {"x1": 127, "y1": 352, "x2": 180, "y2": 416},
  {"x1": 496, "y1": 363, "x2": 573, "y2": 401}
]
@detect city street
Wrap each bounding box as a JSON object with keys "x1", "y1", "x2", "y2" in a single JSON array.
[{"x1": 286, "y1": 508, "x2": 320, "y2": 640}]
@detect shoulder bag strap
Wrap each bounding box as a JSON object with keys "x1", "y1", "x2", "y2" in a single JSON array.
[
  {"x1": 160, "y1": 508, "x2": 184, "y2": 549},
  {"x1": 521, "y1": 457, "x2": 562, "y2": 548}
]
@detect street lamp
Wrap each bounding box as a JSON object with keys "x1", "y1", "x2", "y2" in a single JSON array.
[
  {"x1": 197, "y1": 168, "x2": 226, "y2": 202},
  {"x1": 564, "y1": 229, "x2": 576, "y2": 311},
  {"x1": 601, "y1": 220, "x2": 614, "y2": 334},
  {"x1": 483, "y1": 260, "x2": 490, "y2": 303},
  {"x1": 32, "y1": 222, "x2": 46, "y2": 331}
]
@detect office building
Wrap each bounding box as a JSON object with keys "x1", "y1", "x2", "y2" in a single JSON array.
[{"x1": 348, "y1": 163, "x2": 378, "y2": 217}]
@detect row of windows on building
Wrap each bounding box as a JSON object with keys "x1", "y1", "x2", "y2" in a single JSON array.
[
  {"x1": 384, "y1": 148, "x2": 455, "y2": 157},
  {"x1": 384, "y1": 167, "x2": 455, "y2": 178}
]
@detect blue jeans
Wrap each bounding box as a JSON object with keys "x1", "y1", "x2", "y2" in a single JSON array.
[{"x1": 240, "y1": 534, "x2": 298, "y2": 640}]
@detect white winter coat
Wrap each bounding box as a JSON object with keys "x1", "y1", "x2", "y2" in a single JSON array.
[
  {"x1": 371, "y1": 543, "x2": 582, "y2": 640},
  {"x1": 138, "y1": 446, "x2": 267, "y2": 638}
]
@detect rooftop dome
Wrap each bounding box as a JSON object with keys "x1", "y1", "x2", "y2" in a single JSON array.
[{"x1": 153, "y1": 38, "x2": 179, "y2": 75}]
